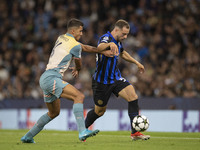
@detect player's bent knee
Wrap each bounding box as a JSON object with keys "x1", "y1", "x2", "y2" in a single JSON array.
[
  {"x1": 49, "y1": 111, "x2": 60, "y2": 119},
  {"x1": 133, "y1": 94, "x2": 138, "y2": 100},
  {"x1": 79, "y1": 93, "x2": 85, "y2": 100},
  {"x1": 74, "y1": 92, "x2": 85, "y2": 103},
  {"x1": 95, "y1": 109, "x2": 106, "y2": 116},
  {"x1": 129, "y1": 91, "x2": 138, "y2": 100},
  {"x1": 127, "y1": 94, "x2": 138, "y2": 102}
]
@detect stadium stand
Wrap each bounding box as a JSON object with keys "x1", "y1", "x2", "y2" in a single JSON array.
[{"x1": 0, "y1": 0, "x2": 199, "y2": 104}]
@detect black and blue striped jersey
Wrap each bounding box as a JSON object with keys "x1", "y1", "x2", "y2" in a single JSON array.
[{"x1": 93, "y1": 31, "x2": 124, "y2": 84}]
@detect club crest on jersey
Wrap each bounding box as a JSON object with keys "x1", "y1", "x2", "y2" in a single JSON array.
[{"x1": 97, "y1": 100, "x2": 103, "y2": 105}]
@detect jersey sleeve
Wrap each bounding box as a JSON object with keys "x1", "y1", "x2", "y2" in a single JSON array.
[
  {"x1": 98, "y1": 34, "x2": 112, "y2": 45},
  {"x1": 70, "y1": 44, "x2": 82, "y2": 58}
]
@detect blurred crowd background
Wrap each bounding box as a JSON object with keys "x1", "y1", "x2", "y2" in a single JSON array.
[{"x1": 0, "y1": 0, "x2": 199, "y2": 101}]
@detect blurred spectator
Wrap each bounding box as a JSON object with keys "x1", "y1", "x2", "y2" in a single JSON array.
[{"x1": 0, "y1": 0, "x2": 199, "y2": 101}]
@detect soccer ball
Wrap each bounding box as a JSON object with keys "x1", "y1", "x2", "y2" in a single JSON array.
[{"x1": 132, "y1": 115, "x2": 149, "y2": 132}]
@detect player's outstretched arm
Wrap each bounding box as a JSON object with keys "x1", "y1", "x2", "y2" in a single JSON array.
[
  {"x1": 120, "y1": 50, "x2": 145, "y2": 74},
  {"x1": 81, "y1": 44, "x2": 98, "y2": 53},
  {"x1": 97, "y1": 42, "x2": 119, "y2": 56},
  {"x1": 80, "y1": 43, "x2": 114, "y2": 57}
]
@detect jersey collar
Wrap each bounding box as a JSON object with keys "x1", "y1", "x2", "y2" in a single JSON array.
[
  {"x1": 66, "y1": 33, "x2": 74, "y2": 38},
  {"x1": 107, "y1": 31, "x2": 117, "y2": 43}
]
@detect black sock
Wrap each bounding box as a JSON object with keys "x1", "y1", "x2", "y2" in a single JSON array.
[
  {"x1": 128, "y1": 99, "x2": 139, "y2": 134},
  {"x1": 85, "y1": 109, "x2": 100, "y2": 128}
]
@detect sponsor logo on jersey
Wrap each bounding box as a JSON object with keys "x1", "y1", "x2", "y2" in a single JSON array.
[{"x1": 102, "y1": 36, "x2": 109, "y2": 43}]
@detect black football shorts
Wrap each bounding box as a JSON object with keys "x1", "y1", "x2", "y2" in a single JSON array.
[{"x1": 92, "y1": 78, "x2": 130, "y2": 107}]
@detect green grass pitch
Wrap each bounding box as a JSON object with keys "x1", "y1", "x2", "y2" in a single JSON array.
[{"x1": 0, "y1": 130, "x2": 200, "y2": 150}]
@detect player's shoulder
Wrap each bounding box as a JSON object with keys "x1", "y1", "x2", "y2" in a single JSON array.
[
  {"x1": 59, "y1": 34, "x2": 68, "y2": 40},
  {"x1": 100, "y1": 33, "x2": 110, "y2": 39},
  {"x1": 61, "y1": 34, "x2": 80, "y2": 46},
  {"x1": 99, "y1": 33, "x2": 112, "y2": 43},
  {"x1": 61, "y1": 34, "x2": 74, "y2": 41}
]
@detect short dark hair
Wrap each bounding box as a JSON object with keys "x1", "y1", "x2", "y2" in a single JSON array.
[
  {"x1": 115, "y1": 19, "x2": 130, "y2": 29},
  {"x1": 67, "y1": 18, "x2": 84, "y2": 30}
]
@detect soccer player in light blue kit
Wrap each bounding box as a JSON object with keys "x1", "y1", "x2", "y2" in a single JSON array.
[{"x1": 21, "y1": 18, "x2": 104, "y2": 143}]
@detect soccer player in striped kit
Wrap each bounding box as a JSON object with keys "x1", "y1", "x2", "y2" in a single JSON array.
[{"x1": 85, "y1": 19, "x2": 150, "y2": 140}]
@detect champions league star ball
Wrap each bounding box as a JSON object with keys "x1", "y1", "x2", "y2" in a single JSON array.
[{"x1": 132, "y1": 115, "x2": 149, "y2": 132}]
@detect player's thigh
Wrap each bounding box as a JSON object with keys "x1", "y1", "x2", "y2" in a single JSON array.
[
  {"x1": 92, "y1": 79, "x2": 112, "y2": 107},
  {"x1": 118, "y1": 85, "x2": 138, "y2": 102},
  {"x1": 40, "y1": 72, "x2": 68, "y2": 103},
  {"x1": 46, "y1": 98, "x2": 61, "y2": 118},
  {"x1": 61, "y1": 84, "x2": 84, "y2": 103}
]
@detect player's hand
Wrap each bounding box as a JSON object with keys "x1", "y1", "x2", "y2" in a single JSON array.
[
  {"x1": 137, "y1": 63, "x2": 145, "y2": 74},
  {"x1": 69, "y1": 67, "x2": 79, "y2": 78},
  {"x1": 109, "y1": 42, "x2": 119, "y2": 56},
  {"x1": 102, "y1": 50, "x2": 114, "y2": 57}
]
